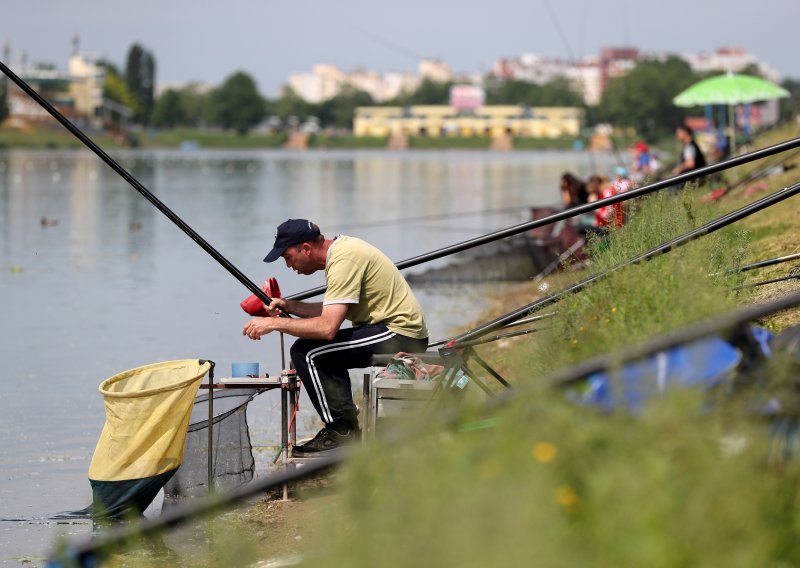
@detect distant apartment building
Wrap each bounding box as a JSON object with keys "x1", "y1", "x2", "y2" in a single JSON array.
[
  {"x1": 493, "y1": 47, "x2": 641, "y2": 106},
  {"x1": 353, "y1": 104, "x2": 584, "y2": 139},
  {"x1": 684, "y1": 47, "x2": 780, "y2": 82},
  {"x1": 287, "y1": 59, "x2": 453, "y2": 103},
  {"x1": 491, "y1": 46, "x2": 779, "y2": 107}
]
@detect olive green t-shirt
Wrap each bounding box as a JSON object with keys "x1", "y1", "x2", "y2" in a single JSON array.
[{"x1": 323, "y1": 236, "x2": 428, "y2": 339}]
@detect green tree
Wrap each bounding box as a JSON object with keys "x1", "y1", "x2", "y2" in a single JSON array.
[
  {"x1": 125, "y1": 43, "x2": 156, "y2": 124},
  {"x1": 170, "y1": 83, "x2": 210, "y2": 127},
  {"x1": 598, "y1": 56, "x2": 699, "y2": 139},
  {"x1": 484, "y1": 77, "x2": 540, "y2": 105},
  {"x1": 151, "y1": 89, "x2": 186, "y2": 128},
  {"x1": 272, "y1": 86, "x2": 314, "y2": 123},
  {"x1": 101, "y1": 65, "x2": 141, "y2": 117},
  {"x1": 206, "y1": 71, "x2": 266, "y2": 134},
  {"x1": 0, "y1": 82, "x2": 8, "y2": 123},
  {"x1": 537, "y1": 77, "x2": 585, "y2": 107},
  {"x1": 484, "y1": 77, "x2": 584, "y2": 107},
  {"x1": 390, "y1": 78, "x2": 453, "y2": 105},
  {"x1": 317, "y1": 87, "x2": 375, "y2": 128}
]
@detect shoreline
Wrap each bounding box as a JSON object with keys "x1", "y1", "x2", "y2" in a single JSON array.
[{"x1": 0, "y1": 125, "x2": 601, "y2": 152}]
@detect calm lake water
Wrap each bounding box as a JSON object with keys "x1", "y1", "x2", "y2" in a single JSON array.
[{"x1": 0, "y1": 147, "x2": 615, "y2": 563}]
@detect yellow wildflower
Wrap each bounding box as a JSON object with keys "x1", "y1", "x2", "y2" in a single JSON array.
[
  {"x1": 532, "y1": 441, "x2": 557, "y2": 463},
  {"x1": 555, "y1": 485, "x2": 580, "y2": 511}
]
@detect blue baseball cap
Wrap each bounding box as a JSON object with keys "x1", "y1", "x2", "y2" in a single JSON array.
[{"x1": 263, "y1": 219, "x2": 321, "y2": 262}]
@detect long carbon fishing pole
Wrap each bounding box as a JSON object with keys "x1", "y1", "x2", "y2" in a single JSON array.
[
  {"x1": 448, "y1": 180, "x2": 800, "y2": 346},
  {"x1": 51, "y1": 287, "x2": 800, "y2": 567},
  {"x1": 0, "y1": 61, "x2": 287, "y2": 316},
  {"x1": 335, "y1": 205, "x2": 530, "y2": 230},
  {"x1": 731, "y1": 273, "x2": 800, "y2": 291},
  {"x1": 723, "y1": 146, "x2": 800, "y2": 197},
  {"x1": 431, "y1": 253, "x2": 800, "y2": 351},
  {"x1": 724, "y1": 252, "x2": 800, "y2": 275},
  {"x1": 287, "y1": 136, "x2": 800, "y2": 302}
]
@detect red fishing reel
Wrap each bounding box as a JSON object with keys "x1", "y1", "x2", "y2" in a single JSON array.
[{"x1": 240, "y1": 278, "x2": 282, "y2": 316}]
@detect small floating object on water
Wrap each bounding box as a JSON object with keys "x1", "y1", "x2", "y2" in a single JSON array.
[
  {"x1": 10, "y1": 265, "x2": 23, "y2": 273},
  {"x1": 129, "y1": 222, "x2": 142, "y2": 231},
  {"x1": 40, "y1": 217, "x2": 59, "y2": 227}
]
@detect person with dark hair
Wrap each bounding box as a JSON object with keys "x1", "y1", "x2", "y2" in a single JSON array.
[
  {"x1": 242, "y1": 219, "x2": 429, "y2": 456},
  {"x1": 559, "y1": 172, "x2": 588, "y2": 209},
  {"x1": 672, "y1": 124, "x2": 707, "y2": 176},
  {"x1": 586, "y1": 174, "x2": 624, "y2": 229}
]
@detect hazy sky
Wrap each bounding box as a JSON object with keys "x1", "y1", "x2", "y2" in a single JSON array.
[{"x1": 5, "y1": 0, "x2": 799, "y2": 97}]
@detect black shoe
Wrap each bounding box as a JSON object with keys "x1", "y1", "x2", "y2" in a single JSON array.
[{"x1": 292, "y1": 427, "x2": 354, "y2": 457}]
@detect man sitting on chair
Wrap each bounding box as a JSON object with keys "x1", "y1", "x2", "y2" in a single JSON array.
[{"x1": 243, "y1": 219, "x2": 429, "y2": 456}]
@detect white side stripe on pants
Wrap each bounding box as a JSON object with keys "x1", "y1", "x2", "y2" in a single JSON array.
[{"x1": 305, "y1": 330, "x2": 396, "y2": 423}]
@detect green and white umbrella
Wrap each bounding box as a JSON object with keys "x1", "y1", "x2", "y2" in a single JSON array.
[{"x1": 673, "y1": 72, "x2": 789, "y2": 153}]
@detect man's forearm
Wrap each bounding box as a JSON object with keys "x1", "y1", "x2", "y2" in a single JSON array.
[
  {"x1": 284, "y1": 300, "x2": 323, "y2": 318},
  {"x1": 268, "y1": 315, "x2": 339, "y2": 340}
]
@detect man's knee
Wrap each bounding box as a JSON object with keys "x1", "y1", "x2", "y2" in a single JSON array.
[{"x1": 290, "y1": 338, "x2": 313, "y2": 367}]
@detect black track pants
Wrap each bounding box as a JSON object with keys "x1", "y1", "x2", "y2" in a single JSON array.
[{"x1": 290, "y1": 324, "x2": 428, "y2": 430}]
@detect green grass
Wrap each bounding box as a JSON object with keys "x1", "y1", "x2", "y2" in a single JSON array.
[
  {"x1": 142, "y1": 128, "x2": 288, "y2": 149},
  {"x1": 1, "y1": 125, "x2": 585, "y2": 151},
  {"x1": 408, "y1": 135, "x2": 492, "y2": 149},
  {"x1": 307, "y1": 134, "x2": 388, "y2": 149},
  {"x1": 0, "y1": 126, "x2": 126, "y2": 149},
  {"x1": 513, "y1": 136, "x2": 580, "y2": 150}
]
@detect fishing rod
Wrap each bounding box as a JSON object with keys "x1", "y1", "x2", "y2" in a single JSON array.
[
  {"x1": 448, "y1": 325, "x2": 546, "y2": 349},
  {"x1": 51, "y1": 287, "x2": 800, "y2": 567},
  {"x1": 287, "y1": 136, "x2": 800, "y2": 302},
  {"x1": 731, "y1": 273, "x2": 800, "y2": 291},
  {"x1": 447, "y1": 179, "x2": 800, "y2": 347},
  {"x1": 720, "y1": 146, "x2": 800, "y2": 198},
  {"x1": 429, "y1": 311, "x2": 557, "y2": 349},
  {"x1": 432, "y1": 252, "x2": 800, "y2": 351},
  {"x1": 721, "y1": 252, "x2": 800, "y2": 275},
  {"x1": 531, "y1": 238, "x2": 587, "y2": 284},
  {"x1": 335, "y1": 205, "x2": 531, "y2": 231},
  {"x1": 0, "y1": 61, "x2": 289, "y2": 318},
  {"x1": 439, "y1": 250, "x2": 800, "y2": 350}
]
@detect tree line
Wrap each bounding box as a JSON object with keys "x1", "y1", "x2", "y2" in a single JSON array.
[
  {"x1": 40, "y1": 44, "x2": 800, "y2": 141},
  {"x1": 152, "y1": 63, "x2": 800, "y2": 141}
]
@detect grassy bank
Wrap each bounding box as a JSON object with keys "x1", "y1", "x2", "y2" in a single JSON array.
[
  {"x1": 89, "y1": 123, "x2": 800, "y2": 567},
  {"x1": 0, "y1": 126, "x2": 127, "y2": 150},
  {"x1": 1, "y1": 125, "x2": 583, "y2": 151}
]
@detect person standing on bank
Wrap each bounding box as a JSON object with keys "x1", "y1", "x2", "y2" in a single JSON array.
[{"x1": 242, "y1": 219, "x2": 429, "y2": 456}]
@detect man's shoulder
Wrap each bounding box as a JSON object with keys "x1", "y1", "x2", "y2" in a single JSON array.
[{"x1": 330, "y1": 235, "x2": 383, "y2": 259}]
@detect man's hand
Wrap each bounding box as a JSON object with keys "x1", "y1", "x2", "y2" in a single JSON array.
[
  {"x1": 266, "y1": 297, "x2": 287, "y2": 317},
  {"x1": 242, "y1": 317, "x2": 275, "y2": 340}
]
